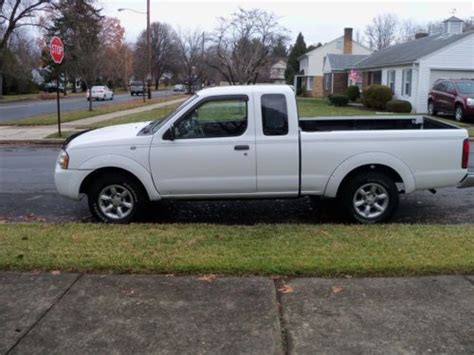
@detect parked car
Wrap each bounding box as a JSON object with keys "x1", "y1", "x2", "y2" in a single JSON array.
[
  {"x1": 428, "y1": 79, "x2": 474, "y2": 122},
  {"x1": 87, "y1": 86, "x2": 114, "y2": 101},
  {"x1": 173, "y1": 84, "x2": 185, "y2": 92},
  {"x1": 55, "y1": 85, "x2": 473, "y2": 224},
  {"x1": 130, "y1": 81, "x2": 145, "y2": 96}
]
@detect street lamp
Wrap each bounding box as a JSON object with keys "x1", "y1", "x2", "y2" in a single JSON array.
[{"x1": 118, "y1": 1, "x2": 152, "y2": 100}]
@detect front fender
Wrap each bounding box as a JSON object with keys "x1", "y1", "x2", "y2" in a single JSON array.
[
  {"x1": 323, "y1": 152, "x2": 416, "y2": 198},
  {"x1": 79, "y1": 154, "x2": 161, "y2": 200}
]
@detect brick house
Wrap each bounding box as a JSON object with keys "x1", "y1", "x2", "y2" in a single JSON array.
[
  {"x1": 322, "y1": 54, "x2": 368, "y2": 96},
  {"x1": 296, "y1": 28, "x2": 372, "y2": 97}
]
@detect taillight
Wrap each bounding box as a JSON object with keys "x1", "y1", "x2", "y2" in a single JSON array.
[{"x1": 462, "y1": 138, "x2": 469, "y2": 169}]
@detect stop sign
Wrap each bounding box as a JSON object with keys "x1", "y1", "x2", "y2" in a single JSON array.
[{"x1": 49, "y1": 36, "x2": 64, "y2": 64}]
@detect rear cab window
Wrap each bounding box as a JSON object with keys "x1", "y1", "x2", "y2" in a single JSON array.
[{"x1": 261, "y1": 94, "x2": 288, "y2": 136}]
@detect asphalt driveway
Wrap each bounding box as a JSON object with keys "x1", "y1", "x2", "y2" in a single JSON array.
[{"x1": 0, "y1": 144, "x2": 473, "y2": 223}]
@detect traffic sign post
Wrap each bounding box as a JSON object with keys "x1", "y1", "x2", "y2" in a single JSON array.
[{"x1": 49, "y1": 36, "x2": 64, "y2": 136}]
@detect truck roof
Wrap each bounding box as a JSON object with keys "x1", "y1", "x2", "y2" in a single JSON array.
[{"x1": 197, "y1": 84, "x2": 294, "y2": 97}]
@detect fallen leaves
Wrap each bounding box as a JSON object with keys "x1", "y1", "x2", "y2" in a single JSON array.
[
  {"x1": 278, "y1": 284, "x2": 294, "y2": 294},
  {"x1": 331, "y1": 286, "x2": 344, "y2": 294},
  {"x1": 197, "y1": 274, "x2": 217, "y2": 282}
]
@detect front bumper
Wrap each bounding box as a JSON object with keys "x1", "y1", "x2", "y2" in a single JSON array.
[
  {"x1": 54, "y1": 165, "x2": 92, "y2": 200},
  {"x1": 458, "y1": 174, "x2": 474, "y2": 188}
]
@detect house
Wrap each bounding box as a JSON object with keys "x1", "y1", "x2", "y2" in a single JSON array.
[
  {"x1": 296, "y1": 28, "x2": 372, "y2": 96},
  {"x1": 269, "y1": 60, "x2": 287, "y2": 84},
  {"x1": 353, "y1": 16, "x2": 474, "y2": 113},
  {"x1": 322, "y1": 54, "x2": 369, "y2": 96}
]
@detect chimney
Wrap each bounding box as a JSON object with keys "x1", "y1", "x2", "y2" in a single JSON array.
[
  {"x1": 415, "y1": 32, "x2": 429, "y2": 39},
  {"x1": 343, "y1": 28, "x2": 353, "y2": 54}
]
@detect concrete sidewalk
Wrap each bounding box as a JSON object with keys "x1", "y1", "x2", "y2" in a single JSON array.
[
  {"x1": 0, "y1": 97, "x2": 185, "y2": 143},
  {"x1": 1, "y1": 273, "x2": 473, "y2": 354}
]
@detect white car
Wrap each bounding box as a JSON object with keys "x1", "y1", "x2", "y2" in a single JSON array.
[
  {"x1": 55, "y1": 85, "x2": 473, "y2": 224},
  {"x1": 173, "y1": 84, "x2": 185, "y2": 92},
  {"x1": 87, "y1": 86, "x2": 114, "y2": 101}
]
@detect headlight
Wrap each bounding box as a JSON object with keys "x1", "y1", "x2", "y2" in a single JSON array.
[
  {"x1": 58, "y1": 150, "x2": 69, "y2": 169},
  {"x1": 467, "y1": 98, "x2": 474, "y2": 106}
]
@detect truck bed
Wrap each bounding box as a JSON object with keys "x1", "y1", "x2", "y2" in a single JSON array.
[{"x1": 299, "y1": 116, "x2": 458, "y2": 132}]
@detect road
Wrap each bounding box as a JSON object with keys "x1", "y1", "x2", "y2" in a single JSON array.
[
  {"x1": 0, "y1": 144, "x2": 473, "y2": 223},
  {"x1": 0, "y1": 90, "x2": 175, "y2": 122}
]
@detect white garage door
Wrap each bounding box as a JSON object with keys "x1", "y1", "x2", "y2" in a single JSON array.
[{"x1": 429, "y1": 69, "x2": 474, "y2": 87}]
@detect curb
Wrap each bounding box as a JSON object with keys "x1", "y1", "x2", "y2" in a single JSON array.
[{"x1": 0, "y1": 139, "x2": 64, "y2": 145}]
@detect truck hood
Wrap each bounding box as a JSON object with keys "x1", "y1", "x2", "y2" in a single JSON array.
[{"x1": 66, "y1": 121, "x2": 152, "y2": 148}]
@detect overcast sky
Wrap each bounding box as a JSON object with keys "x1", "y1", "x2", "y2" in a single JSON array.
[{"x1": 100, "y1": 0, "x2": 474, "y2": 45}]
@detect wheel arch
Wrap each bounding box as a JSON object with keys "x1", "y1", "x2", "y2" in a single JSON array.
[
  {"x1": 78, "y1": 155, "x2": 160, "y2": 200},
  {"x1": 323, "y1": 152, "x2": 416, "y2": 198}
]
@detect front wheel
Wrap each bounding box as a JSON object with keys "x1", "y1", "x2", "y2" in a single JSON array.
[
  {"x1": 340, "y1": 172, "x2": 399, "y2": 224},
  {"x1": 87, "y1": 174, "x2": 147, "y2": 223},
  {"x1": 455, "y1": 105, "x2": 464, "y2": 122},
  {"x1": 428, "y1": 100, "x2": 437, "y2": 116}
]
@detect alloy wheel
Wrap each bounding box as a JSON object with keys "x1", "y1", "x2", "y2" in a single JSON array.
[
  {"x1": 352, "y1": 183, "x2": 389, "y2": 219},
  {"x1": 98, "y1": 184, "x2": 135, "y2": 220}
]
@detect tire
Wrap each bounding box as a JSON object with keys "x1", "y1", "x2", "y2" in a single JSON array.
[
  {"x1": 455, "y1": 104, "x2": 464, "y2": 122},
  {"x1": 131, "y1": 92, "x2": 135, "y2": 96},
  {"x1": 87, "y1": 174, "x2": 148, "y2": 224},
  {"x1": 340, "y1": 172, "x2": 399, "y2": 224},
  {"x1": 111, "y1": 94, "x2": 114, "y2": 100},
  {"x1": 427, "y1": 100, "x2": 437, "y2": 116}
]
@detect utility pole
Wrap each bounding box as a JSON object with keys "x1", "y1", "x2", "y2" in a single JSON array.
[{"x1": 147, "y1": 0, "x2": 151, "y2": 99}]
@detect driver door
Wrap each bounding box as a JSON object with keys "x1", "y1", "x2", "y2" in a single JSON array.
[{"x1": 149, "y1": 95, "x2": 257, "y2": 197}]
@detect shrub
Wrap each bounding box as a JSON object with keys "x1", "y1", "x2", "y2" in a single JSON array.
[
  {"x1": 346, "y1": 85, "x2": 360, "y2": 102},
  {"x1": 362, "y1": 85, "x2": 393, "y2": 110},
  {"x1": 386, "y1": 99, "x2": 412, "y2": 113},
  {"x1": 328, "y1": 95, "x2": 349, "y2": 107}
]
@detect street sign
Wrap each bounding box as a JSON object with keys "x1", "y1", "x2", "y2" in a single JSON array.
[{"x1": 49, "y1": 36, "x2": 64, "y2": 64}]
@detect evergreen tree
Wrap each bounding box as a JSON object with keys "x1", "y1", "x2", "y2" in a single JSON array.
[
  {"x1": 47, "y1": 0, "x2": 103, "y2": 108},
  {"x1": 284, "y1": 32, "x2": 307, "y2": 84}
]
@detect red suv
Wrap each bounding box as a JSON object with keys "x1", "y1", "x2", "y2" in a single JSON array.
[{"x1": 428, "y1": 79, "x2": 474, "y2": 122}]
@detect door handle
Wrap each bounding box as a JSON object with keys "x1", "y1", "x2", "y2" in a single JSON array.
[{"x1": 234, "y1": 145, "x2": 249, "y2": 151}]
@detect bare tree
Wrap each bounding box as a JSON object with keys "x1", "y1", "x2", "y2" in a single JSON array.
[
  {"x1": 135, "y1": 22, "x2": 179, "y2": 89},
  {"x1": 398, "y1": 19, "x2": 419, "y2": 43},
  {"x1": 365, "y1": 13, "x2": 399, "y2": 50},
  {"x1": 176, "y1": 29, "x2": 205, "y2": 92},
  {"x1": 0, "y1": 0, "x2": 53, "y2": 96},
  {"x1": 207, "y1": 8, "x2": 287, "y2": 85}
]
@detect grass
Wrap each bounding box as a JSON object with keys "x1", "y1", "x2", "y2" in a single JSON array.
[
  {"x1": 297, "y1": 97, "x2": 377, "y2": 117},
  {"x1": 82, "y1": 104, "x2": 179, "y2": 129},
  {"x1": 0, "y1": 223, "x2": 473, "y2": 276},
  {"x1": 45, "y1": 131, "x2": 76, "y2": 139},
  {"x1": 2, "y1": 94, "x2": 187, "y2": 126}
]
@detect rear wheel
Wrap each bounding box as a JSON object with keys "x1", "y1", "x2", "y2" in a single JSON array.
[
  {"x1": 455, "y1": 104, "x2": 464, "y2": 122},
  {"x1": 428, "y1": 100, "x2": 437, "y2": 116},
  {"x1": 340, "y1": 172, "x2": 399, "y2": 224},
  {"x1": 87, "y1": 174, "x2": 147, "y2": 224}
]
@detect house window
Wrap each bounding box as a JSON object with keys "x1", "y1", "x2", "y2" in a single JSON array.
[
  {"x1": 307, "y1": 77, "x2": 313, "y2": 91},
  {"x1": 402, "y1": 69, "x2": 412, "y2": 96},
  {"x1": 336, "y1": 39, "x2": 342, "y2": 49},
  {"x1": 325, "y1": 75, "x2": 330, "y2": 91},
  {"x1": 387, "y1": 70, "x2": 396, "y2": 93}
]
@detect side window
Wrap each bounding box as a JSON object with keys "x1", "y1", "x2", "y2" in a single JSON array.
[
  {"x1": 437, "y1": 82, "x2": 447, "y2": 92},
  {"x1": 261, "y1": 94, "x2": 288, "y2": 136},
  {"x1": 446, "y1": 82, "x2": 455, "y2": 93},
  {"x1": 174, "y1": 98, "x2": 247, "y2": 139}
]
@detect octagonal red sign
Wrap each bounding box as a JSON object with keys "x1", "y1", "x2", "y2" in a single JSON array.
[{"x1": 49, "y1": 36, "x2": 64, "y2": 64}]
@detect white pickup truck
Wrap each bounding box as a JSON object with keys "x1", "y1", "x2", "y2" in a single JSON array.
[{"x1": 55, "y1": 85, "x2": 473, "y2": 224}]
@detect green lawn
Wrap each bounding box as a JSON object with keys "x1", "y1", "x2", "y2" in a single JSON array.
[
  {"x1": 0, "y1": 223, "x2": 473, "y2": 276},
  {"x1": 297, "y1": 97, "x2": 377, "y2": 117},
  {"x1": 82, "y1": 104, "x2": 179, "y2": 129},
  {"x1": 2, "y1": 95, "x2": 186, "y2": 126}
]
